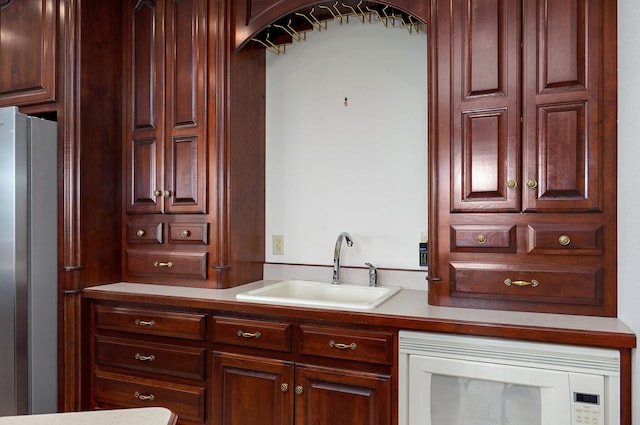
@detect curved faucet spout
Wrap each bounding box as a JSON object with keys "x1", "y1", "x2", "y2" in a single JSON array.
[{"x1": 332, "y1": 232, "x2": 353, "y2": 284}]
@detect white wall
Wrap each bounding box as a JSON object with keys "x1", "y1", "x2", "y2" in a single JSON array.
[
  {"x1": 265, "y1": 21, "x2": 427, "y2": 271},
  {"x1": 618, "y1": 0, "x2": 640, "y2": 418}
]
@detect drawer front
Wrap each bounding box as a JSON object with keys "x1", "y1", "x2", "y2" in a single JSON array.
[
  {"x1": 299, "y1": 325, "x2": 394, "y2": 365},
  {"x1": 94, "y1": 371, "x2": 206, "y2": 423},
  {"x1": 449, "y1": 262, "x2": 603, "y2": 306},
  {"x1": 126, "y1": 222, "x2": 163, "y2": 244},
  {"x1": 450, "y1": 225, "x2": 516, "y2": 253},
  {"x1": 168, "y1": 222, "x2": 208, "y2": 245},
  {"x1": 527, "y1": 224, "x2": 603, "y2": 255},
  {"x1": 212, "y1": 316, "x2": 292, "y2": 352},
  {"x1": 95, "y1": 336, "x2": 206, "y2": 380},
  {"x1": 126, "y1": 249, "x2": 208, "y2": 280},
  {"x1": 95, "y1": 305, "x2": 206, "y2": 340}
]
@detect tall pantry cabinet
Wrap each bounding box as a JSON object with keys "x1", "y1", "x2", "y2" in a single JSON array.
[
  {"x1": 122, "y1": 0, "x2": 266, "y2": 289},
  {"x1": 428, "y1": 0, "x2": 617, "y2": 316}
]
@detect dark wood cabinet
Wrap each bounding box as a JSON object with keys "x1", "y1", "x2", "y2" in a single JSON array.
[
  {"x1": 429, "y1": 0, "x2": 617, "y2": 316},
  {"x1": 90, "y1": 304, "x2": 209, "y2": 425},
  {"x1": 211, "y1": 315, "x2": 393, "y2": 425},
  {"x1": 123, "y1": 0, "x2": 207, "y2": 215},
  {"x1": 0, "y1": 0, "x2": 56, "y2": 106}
]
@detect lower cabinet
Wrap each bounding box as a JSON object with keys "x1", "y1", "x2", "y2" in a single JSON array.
[
  {"x1": 211, "y1": 316, "x2": 393, "y2": 425},
  {"x1": 212, "y1": 353, "x2": 391, "y2": 425},
  {"x1": 88, "y1": 303, "x2": 393, "y2": 425},
  {"x1": 89, "y1": 304, "x2": 209, "y2": 425}
]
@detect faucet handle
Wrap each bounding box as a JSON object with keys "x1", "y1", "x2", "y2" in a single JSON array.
[{"x1": 365, "y1": 262, "x2": 378, "y2": 287}]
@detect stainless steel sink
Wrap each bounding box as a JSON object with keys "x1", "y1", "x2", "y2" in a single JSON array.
[{"x1": 236, "y1": 280, "x2": 401, "y2": 310}]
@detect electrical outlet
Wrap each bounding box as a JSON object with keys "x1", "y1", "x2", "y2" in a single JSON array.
[{"x1": 272, "y1": 235, "x2": 284, "y2": 255}]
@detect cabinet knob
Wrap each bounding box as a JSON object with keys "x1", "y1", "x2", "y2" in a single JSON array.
[
  {"x1": 136, "y1": 229, "x2": 145, "y2": 237},
  {"x1": 295, "y1": 386, "x2": 304, "y2": 395},
  {"x1": 163, "y1": 190, "x2": 171, "y2": 198},
  {"x1": 281, "y1": 383, "x2": 289, "y2": 393},
  {"x1": 558, "y1": 234, "x2": 571, "y2": 246},
  {"x1": 181, "y1": 230, "x2": 191, "y2": 238},
  {"x1": 526, "y1": 179, "x2": 538, "y2": 189},
  {"x1": 507, "y1": 180, "x2": 518, "y2": 189},
  {"x1": 475, "y1": 234, "x2": 487, "y2": 244},
  {"x1": 153, "y1": 189, "x2": 162, "y2": 197}
]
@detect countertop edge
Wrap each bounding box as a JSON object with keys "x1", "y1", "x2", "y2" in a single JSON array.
[{"x1": 82, "y1": 282, "x2": 637, "y2": 350}]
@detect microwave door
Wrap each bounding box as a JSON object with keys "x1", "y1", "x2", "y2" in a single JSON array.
[{"x1": 408, "y1": 356, "x2": 571, "y2": 425}]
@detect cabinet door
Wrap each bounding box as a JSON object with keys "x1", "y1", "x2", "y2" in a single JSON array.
[
  {"x1": 521, "y1": 0, "x2": 601, "y2": 212},
  {"x1": 450, "y1": 0, "x2": 521, "y2": 213},
  {"x1": 124, "y1": 0, "x2": 164, "y2": 214},
  {"x1": 0, "y1": 0, "x2": 56, "y2": 106},
  {"x1": 294, "y1": 364, "x2": 391, "y2": 425},
  {"x1": 212, "y1": 352, "x2": 293, "y2": 425},
  {"x1": 164, "y1": 0, "x2": 207, "y2": 214}
]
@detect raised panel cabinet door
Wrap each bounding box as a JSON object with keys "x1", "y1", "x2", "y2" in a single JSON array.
[
  {"x1": 164, "y1": 0, "x2": 207, "y2": 214},
  {"x1": 124, "y1": 0, "x2": 164, "y2": 213},
  {"x1": 212, "y1": 352, "x2": 294, "y2": 425},
  {"x1": 294, "y1": 364, "x2": 391, "y2": 425},
  {"x1": 450, "y1": 0, "x2": 521, "y2": 212},
  {"x1": 0, "y1": 0, "x2": 56, "y2": 106},
  {"x1": 521, "y1": 0, "x2": 601, "y2": 212}
]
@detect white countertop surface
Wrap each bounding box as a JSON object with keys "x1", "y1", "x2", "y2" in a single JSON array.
[
  {"x1": 84, "y1": 281, "x2": 636, "y2": 341},
  {"x1": 0, "y1": 408, "x2": 176, "y2": 425}
]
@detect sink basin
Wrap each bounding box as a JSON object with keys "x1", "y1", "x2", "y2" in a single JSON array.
[{"x1": 236, "y1": 280, "x2": 401, "y2": 310}]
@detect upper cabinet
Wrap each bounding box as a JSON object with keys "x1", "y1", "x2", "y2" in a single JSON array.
[
  {"x1": 450, "y1": 0, "x2": 601, "y2": 214},
  {"x1": 123, "y1": 0, "x2": 207, "y2": 215},
  {"x1": 0, "y1": 0, "x2": 56, "y2": 107},
  {"x1": 429, "y1": 0, "x2": 617, "y2": 316}
]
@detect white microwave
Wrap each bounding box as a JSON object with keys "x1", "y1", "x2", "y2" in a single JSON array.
[{"x1": 399, "y1": 331, "x2": 620, "y2": 425}]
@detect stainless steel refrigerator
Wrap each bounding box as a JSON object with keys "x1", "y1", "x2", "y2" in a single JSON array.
[{"x1": 0, "y1": 106, "x2": 57, "y2": 416}]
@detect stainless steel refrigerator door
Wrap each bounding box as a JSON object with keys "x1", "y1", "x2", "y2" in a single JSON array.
[{"x1": 0, "y1": 106, "x2": 29, "y2": 416}]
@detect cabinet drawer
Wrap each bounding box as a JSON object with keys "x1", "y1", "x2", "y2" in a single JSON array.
[
  {"x1": 168, "y1": 222, "x2": 208, "y2": 245},
  {"x1": 126, "y1": 222, "x2": 163, "y2": 244},
  {"x1": 212, "y1": 316, "x2": 292, "y2": 352},
  {"x1": 450, "y1": 225, "x2": 517, "y2": 253},
  {"x1": 94, "y1": 371, "x2": 206, "y2": 423},
  {"x1": 299, "y1": 325, "x2": 394, "y2": 365},
  {"x1": 95, "y1": 305, "x2": 206, "y2": 340},
  {"x1": 449, "y1": 262, "x2": 603, "y2": 306},
  {"x1": 527, "y1": 224, "x2": 603, "y2": 255},
  {"x1": 126, "y1": 249, "x2": 208, "y2": 280},
  {"x1": 95, "y1": 336, "x2": 206, "y2": 380}
]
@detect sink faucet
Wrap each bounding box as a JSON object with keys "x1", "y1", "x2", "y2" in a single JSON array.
[{"x1": 332, "y1": 232, "x2": 353, "y2": 284}]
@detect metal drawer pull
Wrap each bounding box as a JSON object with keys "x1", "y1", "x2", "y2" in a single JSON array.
[
  {"x1": 558, "y1": 234, "x2": 571, "y2": 246},
  {"x1": 134, "y1": 319, "x2": 156, "y2": 327},
  {"x1": 136, "y1": 229, "x2": 145, "y2": 237},
  {"x1": 329, "y1": 340, "x2": 357, "y2": 350},
  {"x1": 181, "y1": 230, "x2": 191, "y2": 238},
  {"x1": 134, "y1": 391, "x2": 155, "y2": 401},
  {"x1": 475, "y1": 234, "x2": 487, "y2": 244},
  {"x1": 237, "y1": 330, "x2": 261, "y2": 339},
  {"x1": 154, "y1": 261, "x2": 173, "y2": 268},
  {"x1": 504, "y1": 279, "x2": 539, "y2": 287},
  {"x1": 134, "y1": 353, "x2": 156, "y2": 362}
]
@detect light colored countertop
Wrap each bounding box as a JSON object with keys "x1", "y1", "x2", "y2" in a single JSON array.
[
  {"x1": 84, "y1": 281, "x2": 636, "y2": 349},
  {"x1": 0, "y1": 408, "x2": 176, "y2": 425}
]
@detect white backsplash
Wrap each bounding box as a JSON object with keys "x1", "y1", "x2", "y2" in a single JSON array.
[{"x1": 263, "y1": 263, "x2": 428, "y2": 291}]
